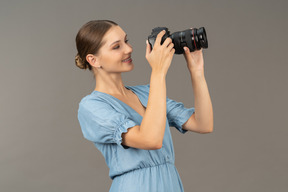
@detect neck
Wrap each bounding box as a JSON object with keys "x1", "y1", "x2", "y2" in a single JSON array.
[{"x1": 94, "y1": 72, "x2": 129, "y2": 96}]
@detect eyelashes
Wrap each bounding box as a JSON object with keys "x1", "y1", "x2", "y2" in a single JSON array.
[{"x1": 113, "y1": 39, "x2": 129, "y2": 49}]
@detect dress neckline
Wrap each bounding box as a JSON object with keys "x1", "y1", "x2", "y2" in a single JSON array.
[{"x1": 92, "y1": 86, "x2": 146, "y2": 118}]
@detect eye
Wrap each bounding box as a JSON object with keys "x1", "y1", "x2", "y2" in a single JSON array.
[
  {"x1": 113, "y1": 45, "x2": 120, "y2": 49},
  {"x1": 112, "y1": 39, "x2": 129, "y2": 50}
]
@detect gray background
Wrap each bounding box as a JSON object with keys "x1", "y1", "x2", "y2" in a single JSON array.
[{"x1": 1, "y1": 0, "x2": 287, "y2": 191}]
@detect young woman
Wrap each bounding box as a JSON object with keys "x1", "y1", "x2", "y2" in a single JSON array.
[{"x1": 75, "y1": 20, "x2": 213, "y2": 192}]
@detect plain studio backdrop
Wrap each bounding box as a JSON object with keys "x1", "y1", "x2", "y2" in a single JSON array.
[{"x1": 0, "y1": 0, "x2": 287, "y2": 191}]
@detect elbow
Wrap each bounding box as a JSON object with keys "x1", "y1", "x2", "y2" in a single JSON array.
[
  {"x1": 199, "y1": 125, "x2": 214, "y2": 134},
  {"x1": 154, "y1": 142, "x2": 163, "y2": 149},
  {"x1": 206, "y1": 125, "x2": 214, "y2": 133},
  {"x1": 139, "y1": 128, "x2": 164, "y2": 149},
  {"x1": 143, "y1": 137, "x2": 163, "y2": 150},
  {"x1": 204, "y1": 128, "x2": 213, "y2": 134},
  {"x1": 151, "y1": 140, "x2": 163, "y2": 150}
]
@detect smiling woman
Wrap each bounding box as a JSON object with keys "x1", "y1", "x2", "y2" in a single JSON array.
[
  {"x1": 75, "y1": 20, "x2": 118, "y2": 71},
  {"x1": 75, "y1": 20, "x2": 134, "y2": 77},
  {"x1": 75, "y1": 20, "x2": 208, "y2": 192}
]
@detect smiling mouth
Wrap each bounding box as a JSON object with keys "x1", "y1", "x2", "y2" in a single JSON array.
[{"x1": 122, "y1": 57, "x2": 132, "y2": 62}]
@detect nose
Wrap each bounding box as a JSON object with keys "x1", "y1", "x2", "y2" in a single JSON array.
[{"x1": 124, "y1": 42, "x2": 133, "y2": 54}]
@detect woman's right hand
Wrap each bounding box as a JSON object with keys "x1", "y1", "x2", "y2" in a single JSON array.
[{"x1": 145, "y1": 30, "x2": 175, "y2": 75}]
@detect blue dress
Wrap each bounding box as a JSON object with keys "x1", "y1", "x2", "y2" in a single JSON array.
[{"x1": 77, "y1": 84, "x2": 195, "y2": 192}]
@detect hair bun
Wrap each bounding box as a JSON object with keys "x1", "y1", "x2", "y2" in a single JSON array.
[{"x1": 75, "y1": 54, "x2": 86, "y2": 69}]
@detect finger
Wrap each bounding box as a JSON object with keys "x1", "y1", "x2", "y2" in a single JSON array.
[
  {"x1": 154, "y1": 30, "x2": 166, "y2": 46},
  {"x1": 169, "y1": 48, "x2": 175, "y2": 58},
  {"x1": 183, "y1": 46, "x2": 192, "y2": 62},
  {"x1": 167, "y1": 42, "x2": 174, "y2": 51},
  {"x1": 171, "y1": 48, "x2": 175, "y2": 55},
  {"x1": 145, "y1": 40, "x2": 151, "y2": 57},
  {"x1": 162, "y1": 37, "x2": 172, "y2": 48},
  {"x1": 184, "y1": 46, "x2": 190, "y2": 53}
]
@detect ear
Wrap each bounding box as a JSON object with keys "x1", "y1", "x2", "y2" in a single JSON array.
[{"x1": 86, "y1": 54, "x2": 100, "y2": 68}]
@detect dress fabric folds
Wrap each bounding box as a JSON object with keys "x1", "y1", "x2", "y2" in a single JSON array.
[{"x1": 78, "y1": 84, "x2": 195, "y2": 192}]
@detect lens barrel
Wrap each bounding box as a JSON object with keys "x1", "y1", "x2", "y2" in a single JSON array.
[{"x1": 148, "y1": 27, "x2": 208, "y2": 54}]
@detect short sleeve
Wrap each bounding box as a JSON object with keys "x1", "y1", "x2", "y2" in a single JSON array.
[
  {"x1": 166, "y1": 97, "x2": 195, "y2": 134},
  {"x1": 77, "y1": 97, "x2": 138, "y2": 149}
]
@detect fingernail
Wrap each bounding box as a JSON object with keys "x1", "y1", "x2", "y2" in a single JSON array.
[
  {"x1": 146, "y1": 40, "x2": 148, "y2": 44},
  {"x1": 184, "y1": 47, "x2": 187, "y2": 51}
]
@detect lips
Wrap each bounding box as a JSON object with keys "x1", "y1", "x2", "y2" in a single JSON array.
[{"x1": 122, "y1": 56, "x2": 132, "y2": 62}]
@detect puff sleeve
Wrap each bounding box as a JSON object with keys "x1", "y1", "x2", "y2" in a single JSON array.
[
  {"x1": 166, "y1": 97, "x2": 195, "y2": 134},
  {"x1": 77, "y1": 97, "x2": 138, "y2": 149}
]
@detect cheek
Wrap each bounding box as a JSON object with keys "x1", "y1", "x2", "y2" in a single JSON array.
[
  {"x1": 113, "y1": 53, "x2": 124, "y2": 62},
  {"x1": 100, "y1": 51, "x2": 124, "y2": 66}
]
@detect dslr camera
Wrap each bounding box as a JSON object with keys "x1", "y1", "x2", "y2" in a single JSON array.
[{"x1": 148, "y1": 27, "x2": 208, "y2": 54}]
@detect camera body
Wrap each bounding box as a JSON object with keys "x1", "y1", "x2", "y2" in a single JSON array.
[{"x1": 148, "y1": 27, "x2": 208, "y2": 54}]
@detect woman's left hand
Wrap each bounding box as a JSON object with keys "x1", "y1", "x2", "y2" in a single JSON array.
[{"x1": 183, "y1": 46, "x2": 204, "y2": 73}]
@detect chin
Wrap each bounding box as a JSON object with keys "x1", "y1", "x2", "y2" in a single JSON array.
[
  {"x1": 125, "y1": 62, "x2": 134, "y2": 72},
  {"x1": 128, "y1": 63, "x2": 134, "y2": 70}
]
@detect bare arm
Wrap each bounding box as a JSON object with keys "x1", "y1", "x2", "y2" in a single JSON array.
[
  {"x1": 122, "y1": 30, "x2": 175, "y2": 150},
  {"x1": 122, "y1": 72, "x2": 167, "y2": 149},
  {"x1": 182, "y1": 71, "x2": 213, "y2": 133},
  {"x1": 182, "y1": 47, "x2": 213, "y2": 133}
]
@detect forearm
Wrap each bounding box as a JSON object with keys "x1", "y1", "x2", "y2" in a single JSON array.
[
  {"x1": 140, "y1": 71, "x2": 167, "y2": 147},
  {"x1": 190, "y1": 71, "x2": 214, "y2": 132}
]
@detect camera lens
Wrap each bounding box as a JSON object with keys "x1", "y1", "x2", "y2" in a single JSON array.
[
  {"x1": 171, "y1": 27, "x2": 208, "y2": 54},
  {"x1": 196, "y1": 27, "x2": 208, "y2": 49},
  {"x1": 148, "y1": 27, "x2": 208, "y2": 54}
]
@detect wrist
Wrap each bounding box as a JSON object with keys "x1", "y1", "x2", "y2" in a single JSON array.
[
  {"x1": 151, "y1": 69, "x2": 166, "y2": 78},
  {"x1": 189, "y1": 70, "x2": 205, "y2": 78}
]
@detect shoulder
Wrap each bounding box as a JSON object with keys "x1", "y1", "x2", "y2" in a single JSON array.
[
  {"x1": 79, "y1": 93, "x2": 96, "y2": 107},
  {"x1": 78, "y1": 92, "x2": 112, "y2": 114}
]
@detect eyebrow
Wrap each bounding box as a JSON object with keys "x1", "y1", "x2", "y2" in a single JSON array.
[{"x1": 110, "y1": 34, "x2": 127, "y2": 47}]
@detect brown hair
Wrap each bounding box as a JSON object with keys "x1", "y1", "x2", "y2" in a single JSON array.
[{"x1": 75, "y1": 20, "x2": 118, "y2": 70}]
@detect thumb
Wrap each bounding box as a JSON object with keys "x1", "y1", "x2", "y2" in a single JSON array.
[
  {"x1": 183, "y1": 46, "x2": 192, "y2": 63},
  {"x1": 145, "y1": 40, "x2": 151, "y2": 57}
]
